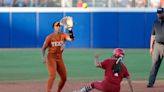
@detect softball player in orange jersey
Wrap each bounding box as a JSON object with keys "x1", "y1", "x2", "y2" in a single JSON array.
[{"x1": 42, "y1": 21, "x2": 74, "y2": 92}]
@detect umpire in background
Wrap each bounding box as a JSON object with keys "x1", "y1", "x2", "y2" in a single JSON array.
[{"x1": 147, "y1": 7, "x2": 164, "y2": 88}]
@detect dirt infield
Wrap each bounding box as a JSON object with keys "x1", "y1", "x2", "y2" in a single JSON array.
[{"x1": 0, "y1": 80, "x2": 164, "y2": 92}]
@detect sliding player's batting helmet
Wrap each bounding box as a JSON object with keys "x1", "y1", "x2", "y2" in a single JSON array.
[{"x1": 113, "y1": 48, "x2": 125, "y2": 58}]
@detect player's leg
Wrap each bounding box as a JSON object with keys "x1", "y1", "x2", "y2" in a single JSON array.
[
  {"x1": 73, "y1": 81, "x2": 104, "y2": 92},
  {"x1": 56, "y1": 58, "x2": 67, "y2": 92},
  {"x1": 148, "y1": 43, "x2": 163, "y2": 87},
  {"x1": 92, "y1": 81, "x2": 120, "y2": 92},
  {"x1": 91, "y1": 81, "x2": 105, "y2": 91},
  {"x1": 73, "y1": 81, "x2": 120, "y2": 92},
  {"x1": 73, "y1": 84, "x2": 93, "y2": 92},
  {"x1": 47, "y1": 54, "x2": 57, "y2": 92}
]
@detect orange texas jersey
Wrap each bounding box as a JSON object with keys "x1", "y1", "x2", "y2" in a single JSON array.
[{"x1": 44, "y1": 33, "x2": 69, "y2": 54}]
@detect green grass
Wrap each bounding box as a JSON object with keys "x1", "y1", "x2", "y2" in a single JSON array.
[{"x1": 0, "y1": 48, "x2": 164, "y2": 82}]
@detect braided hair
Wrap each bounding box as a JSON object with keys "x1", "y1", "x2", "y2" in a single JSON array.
[{"x1": 112, "y1": 55, "x2": 124, "y2": 77}]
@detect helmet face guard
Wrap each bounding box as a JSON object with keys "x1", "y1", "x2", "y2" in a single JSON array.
[{"x1": 113, "y1": 48, "x2": 125, "y2": 58}]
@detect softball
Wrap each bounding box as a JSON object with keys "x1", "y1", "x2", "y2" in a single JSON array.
[{"x1": 82, "y1": 3, "x2": 88, "y2": 8}]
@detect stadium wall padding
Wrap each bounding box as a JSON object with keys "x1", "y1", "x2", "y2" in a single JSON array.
[
  {"x1": 0, "y1": 13, "x2": 10, "y2": 47},
  {"x1": 0, "y1": 12, "x2": 156, "y2": 48},
  {"x1": 11, "y1": 13, "x2": 37, "y2": 48}
]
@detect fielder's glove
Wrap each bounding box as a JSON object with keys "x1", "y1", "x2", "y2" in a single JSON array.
[{"x1": 60, "y1": 16, "x2": 73, "y2": 28}]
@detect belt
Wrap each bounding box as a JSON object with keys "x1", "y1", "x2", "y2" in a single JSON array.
[{"x1": 158, "y1": 42, "x2": 164, "y2": 45}]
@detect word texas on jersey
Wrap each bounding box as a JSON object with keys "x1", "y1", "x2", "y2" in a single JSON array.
[{"x1": 51, "y1": 41, "x2": 63, "y2": 47}]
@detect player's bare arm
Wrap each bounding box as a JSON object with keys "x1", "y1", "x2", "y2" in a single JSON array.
[
  {"x1": 94, "y1": 54, "x2": 102, "y2": 68},
  {"x1": 42, "y1": 45, "x2": 47, "y2": 64},
  {"x1": 95, "y1": 61, "x2": 102, "y2": 68},
  {"x1": 42, "y1": 37, "x2": 49, "y2": 64},
  {"x1": 126, "y1": 76, "x2": 134, "y2": 92},
  {"x1": 150, "y1": 35, "x2": 155, "y2": 56}
]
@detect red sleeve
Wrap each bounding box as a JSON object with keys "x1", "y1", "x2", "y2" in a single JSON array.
[
  {"x1": 101, "y1": 59, "x2": 110, "y2": 69},
  {"x1": 122, "y1": 64, "x2": 130, "y2": 77}
]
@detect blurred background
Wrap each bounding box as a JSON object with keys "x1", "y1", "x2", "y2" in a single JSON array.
[
  {"x1": 0, "y1": 0, "x2": 162, "y2": 48},
  {"x1": 0, "y1": 0, "x2": 163, "y2": 8}
]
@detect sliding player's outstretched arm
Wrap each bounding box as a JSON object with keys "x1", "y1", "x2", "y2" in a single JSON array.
[
  {"x1": 126, "y1": 76, "x2": 134, "y2": 92},
  {"x1": 94, "y1": 54, "x2": 102, "y2": 68}
]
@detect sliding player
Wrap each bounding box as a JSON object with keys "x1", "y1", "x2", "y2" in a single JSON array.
[{"x1": 73, "y1": 48, "x2": 133, "y2": 92}]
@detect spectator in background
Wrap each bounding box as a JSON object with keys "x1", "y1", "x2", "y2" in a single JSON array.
[
  {"x1": 39, "y1": 0, "x2": 47, "y2": 7},
  {"x1": 76, "y1": 0, "x2": 83, "y2": 7},
  {"x1": 61, "y1": 0, "x2": 72, "y2": 7},
  {"x1": 24, "y1": 0, "x2": 29, "y2": 6},
  {"x1": 108, "y1": 0, "x2": 117, "y2": 7},
  {"x1": 3, "y1": 0, "x2": 13, "y2": 6},
  {"x1": 107, "y1": 0, "x2": 112, "y2": 7},
  {"x1": 0, "y1": 0, "x2": 3, "y2": 6},
  {"x1": 66, "y1": 0, "x2": 72, "y2": 7},
  {"x1": 117, "y1": 0, "x2": 133, "y2": 7},
  {"x1": 49, "y1": 0, "x2": 61, "y2": 7},
  {"x1": 29, "y1": 0, "x2": 36, "y2": 6},
  {"x1": 135, "y1": 0, "x2": 146, "y2": 7},
  {"x1": 160, "y1": 0, "x2": 164, "y2": 7},
  {"x1": 150, "y1": 0, "x2": 160, "y2": 8},
  {"x1": 31, "y1": 0, "x2": 48, "y2": 7},
  {"x1": 13, "y1": 0, "x2": 30, "y2": 7}
]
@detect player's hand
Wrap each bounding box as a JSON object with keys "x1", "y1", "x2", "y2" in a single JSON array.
[
  {"x1": 150, "y1": 48, "x2": 153, "y2": 56},
  {"x1": 42, "y1": 57, "x2": 46, "y2": 64},
  {"x1": 68, "y1": 27, "x2": 72, "y2": 31},
  {"x1": 94, "y1": 54, "x2": 99, "y2": 63},
  {"x1": 94, "y1": 54, "x2": 101, "y2": 67},
  {"x1": 95, "y1": 54, "x2": 100, "y2": 59}
]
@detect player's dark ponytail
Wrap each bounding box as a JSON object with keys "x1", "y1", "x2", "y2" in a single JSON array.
[
  {"x1": 112, "y1": 57, "x2": 123, "y2": 76},
  {"x1": 52, "y1": 22, "x2": 56, "y2": 28},
  {"x1": 52, "y1": 22, "x2": 60, "y2": 28}
]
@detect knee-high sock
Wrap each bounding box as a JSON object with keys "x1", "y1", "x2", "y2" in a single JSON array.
[{"x1": 79, "y1": 85, "x2": 93, "y2": 92}]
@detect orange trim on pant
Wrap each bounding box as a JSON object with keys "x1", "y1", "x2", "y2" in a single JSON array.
[{"x1": 46, "y1": 53, "x2": 67, "y2": 92}]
